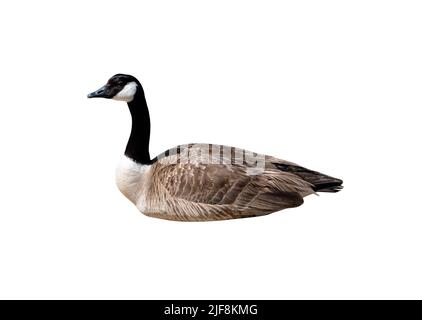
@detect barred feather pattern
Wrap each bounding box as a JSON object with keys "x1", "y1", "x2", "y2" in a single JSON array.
[{"x1": 118, "y1": 144, "x2": 318, "y2": 221}]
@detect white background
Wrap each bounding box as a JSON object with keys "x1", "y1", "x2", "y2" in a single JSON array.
[{"x1": 0, "y1": 1, "x2": 421, "y2": 299}]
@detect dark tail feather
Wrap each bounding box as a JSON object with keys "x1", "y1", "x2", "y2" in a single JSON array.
[
  {"x1": 274, "y1": 163, "x2": 343, "y2": 193},
  {"x1": 312, "y1": 180, "x2": 343, "y2": 193}
]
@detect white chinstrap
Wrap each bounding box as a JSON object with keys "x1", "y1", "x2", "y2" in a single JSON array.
[{"x1": 113, "y1": 81, "x2": 138, "y2": 102}]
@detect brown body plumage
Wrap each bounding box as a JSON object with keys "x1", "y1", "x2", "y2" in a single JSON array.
[{"x1": 116, "y1": 144, "x2": 342, "y2": 221}]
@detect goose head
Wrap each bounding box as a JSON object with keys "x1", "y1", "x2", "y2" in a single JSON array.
[{"x1": 88, "y1": 74, "x2": 140, "y2": 102}]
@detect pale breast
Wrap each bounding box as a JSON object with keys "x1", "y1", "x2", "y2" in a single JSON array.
[{"x1": 115, "y1": 156, "x2": 152, "y2": 210}]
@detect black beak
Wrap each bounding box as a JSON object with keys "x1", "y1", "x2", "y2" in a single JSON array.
[{"x1": 87, "y1": 84, "x2": 110, "y2": 99}]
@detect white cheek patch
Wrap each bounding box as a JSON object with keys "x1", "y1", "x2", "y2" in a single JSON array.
[{"x1": 113, "y1": 82, "x2": 138, "y2": 102}]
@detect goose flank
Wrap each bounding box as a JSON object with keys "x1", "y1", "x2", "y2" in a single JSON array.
[{"x1": 88, "y1": 74, "x2": 343, "y2": 221}]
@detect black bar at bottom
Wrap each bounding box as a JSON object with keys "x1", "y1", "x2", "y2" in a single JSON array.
[{"x1": 0, "y1": 300, "x2": 416, "y2": 319}]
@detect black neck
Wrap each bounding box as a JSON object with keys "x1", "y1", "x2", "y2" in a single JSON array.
[{"x1": 125, "y1": 88, "x2": 152, "y2": 164}]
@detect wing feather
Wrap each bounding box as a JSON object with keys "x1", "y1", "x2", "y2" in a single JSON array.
[{"x1": 147, "y1": 144, "x2": 314, "y2": 220}]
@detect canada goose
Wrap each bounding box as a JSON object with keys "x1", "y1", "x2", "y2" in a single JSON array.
[{"x1": 88, "y1": 74, "x2": 343, "y2": 221}]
